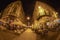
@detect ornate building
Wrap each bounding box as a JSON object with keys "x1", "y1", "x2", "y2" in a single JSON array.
[
  {"x1": 32, "y1": 1, "x2": 58, "y2": 29},
  {"x1": 33, "y1": 1, "x2": 58, "y2": 21},
  {"x1": 1, "y1": 1, "x2": 26, "y2": 26}
]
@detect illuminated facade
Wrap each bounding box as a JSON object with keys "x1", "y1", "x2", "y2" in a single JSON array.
[
  {"x1": 32, "y1": 1, "x2": 58, "y2": 29},
  {"x1": 33, "y1": 1, "x2": 58, "y2": 20},
  {"x1": 2, "y1": 1, "x2": 25, "y2": 24}
]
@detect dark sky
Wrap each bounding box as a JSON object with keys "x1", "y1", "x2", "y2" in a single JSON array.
[{"x1": 0, "y1": 0, "x2": 60, "y2": 15}]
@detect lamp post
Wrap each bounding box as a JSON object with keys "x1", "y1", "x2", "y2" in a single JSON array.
[{"x1": 27, "y1": 16, "x2": 30, "y2": 27}]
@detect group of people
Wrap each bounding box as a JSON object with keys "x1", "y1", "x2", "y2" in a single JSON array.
[
  {"x1": 32, "y1": 19, "x2": 60, "y2": 36},
  {"x1": 0, "y1": 18, "x2": 25, "y2": 31}
]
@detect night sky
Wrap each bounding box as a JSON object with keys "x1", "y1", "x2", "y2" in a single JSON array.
[{"x1": 0, "y1": 0, "x2": 60, "y2": 15}]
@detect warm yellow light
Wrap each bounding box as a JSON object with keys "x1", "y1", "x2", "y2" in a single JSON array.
[
  {"x1": 38, "y1": 6, "x2": 41, "y2": 9},
  {"x1": 39, "y1": 9, "x2": 44, "y2": 13},
  {"x1": 38, "y1": 6, "x2": 45, "y2": 16},
  {"x1": 54, "y1": 12, "x2": 58, "y2": 18},
  {"x1": 53, "y1": 11, "x2": 58, "y2": 19},
  {"x1": 26, "y1": 29, "x2": 32, "y2": 32},
  {"x1": 27, "y1": 17, "x2": 30, "y2": 20}
]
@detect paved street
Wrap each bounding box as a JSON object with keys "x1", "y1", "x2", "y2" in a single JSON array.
[
  {"x1": 13, "y1": 28, "x2": 36, "y2": 40},
  {"x1": 0, "y1": 28, "x2": 37, "y2": 40},
  {"x1": 0, "y1": 28, "x2": 60, "y2": 40}
]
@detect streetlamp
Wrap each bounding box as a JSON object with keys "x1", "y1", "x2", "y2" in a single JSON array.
[
  {"x1": 27, "y1": 16, "x2": 30, "y2": 27},
  {"x1": 27, "y1": 17, "x2": 30, "y2": 20}
]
